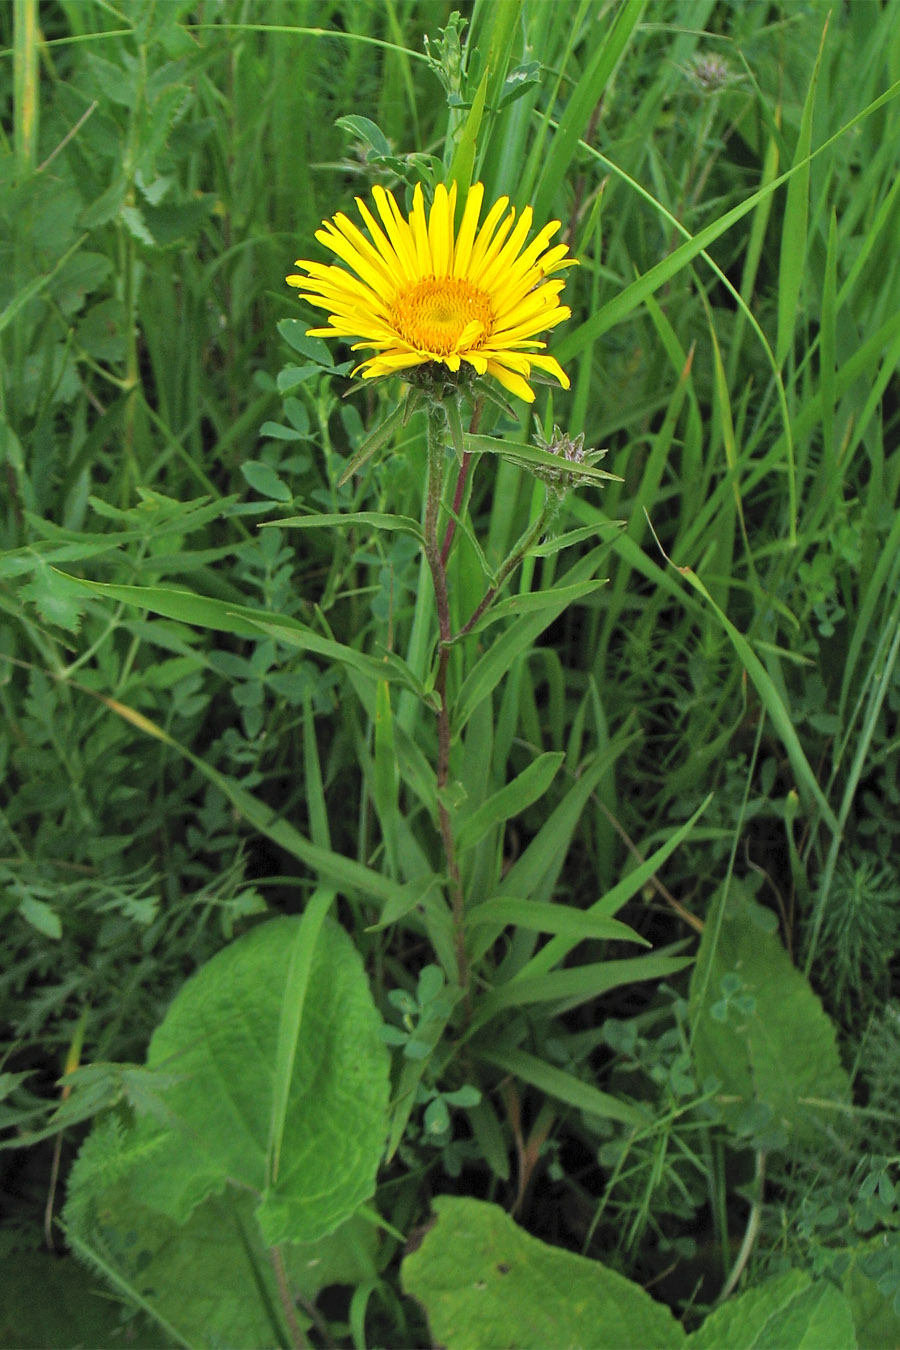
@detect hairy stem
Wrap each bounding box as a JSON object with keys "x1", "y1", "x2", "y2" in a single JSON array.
[
  {"x1": 271, "y1": 1245, "x2": 305, "y2": 1349},
  {"x1": 440, "y1": 395, "x2": 483, "y2": 566},
  {"x1": 423, "y1": 400, "x2": 468, "y2": 994}
]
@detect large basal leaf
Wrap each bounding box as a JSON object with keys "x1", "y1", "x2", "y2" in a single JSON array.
[
  {"x1": 68, "y1": 915, "x2": 389, "y2": 1244},
  {"x1": 65, "y1": 1120, "x2": 377, "y2": 1349},
  {"x1": 687, "y1": 1268, "x2": 856, "y2": 1348},
  {"x1": 689, "y1": 879, "x2": 849, "y2": 1145},
  {"x1": 401, "y1": 1196, "x2": 686, "y2": 1349},
  {"x1": 63, "y1": 915, "x2": 388, "y2": 1344},
  {"x1": 0, "y1": 1249, "x2": 158, "y2": 1349}
]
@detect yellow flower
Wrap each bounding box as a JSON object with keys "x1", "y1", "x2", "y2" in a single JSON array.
[{"x1": 287, "y1": 181, "x2": 576, "y2": 403}]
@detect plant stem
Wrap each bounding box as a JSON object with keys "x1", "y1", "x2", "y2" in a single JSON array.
[
  {"x1": 440, "y1": 395, "x2": 483, "y2": 566},
  {"x1": 423, "y1": 399, "x2": 468, "y2": 994},
  {"x1": 716, "y1": 1149, "x2": 766, "y2": 1304},
  {"x1": 271, "y1": 1245, "x2": 306, "y2": 1349}
]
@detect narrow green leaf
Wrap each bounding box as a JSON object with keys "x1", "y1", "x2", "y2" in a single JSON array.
[
  {"x1": 555, "y1": 72, "x2": 900, "y2": 364},
  {"x1": 456, "y1": 752, "x2": 564, "y2": 853},
  {"x1": 442, "y1": 400, "x2": 463, "y2": 470},
  {"x1": 373, "y1": 678, "x2": 401, "y2": 876},
  {"x1": 364, "y1": 874, "x2": 444, "y2": 932},
  {"x1": 466, "y1": 897, "x2": 649, "y2": 946},
  {"x1": 447, "y1": 67, "x2": 489, "y2": 197},
  {"x1": 533, "y1": 0, "x2": 645, "y2": 223},
  {"x1": 266, "y1": 511, "x2": 424, "y2": 542},
  {"x1": 245, "y1": 615, "x2": 424, "y2": 696},
  {"x1": 337, "y1": 403, "x2": 407, "y2": 486},
  {"x1": 820, "y1": 208, "x2": 838, "y2": 480},
  {"x1": 302, "y1": 695, "x2": 330, "y2": 851},
  {"x1": 464, "y1": 432, "x2": 619, "y2": 486},
  {"x1": 452, "y1": 580, "x2": 608, "y2": 642},
  {"x1": 673, "y1": 566, "x2": 839, "y2": 834},
  {"x1": 475, "y1": 1047, "x2": 645, "y2": 1127},
  {"x1": 268, "y1": 888, "x2": 335, "y2": 1184},
  {"x1": 58, "y1": 576, "x2": 426, "y2": 696},
  {"x1": 455, "y1": 548, "x2": 608, "y2": 733},
  {"x1": 474, "y1": 951, "x2": 692, "y2": 1022},
  {"x1": 776, "y1": 19, "x2": 829, "y2": 368},
  {"x1": 97, "y1": 693, "x2": 401, "y2": 907},
  {"x1": 508, "y1": 795, "x2": 711, "y2": 983}
]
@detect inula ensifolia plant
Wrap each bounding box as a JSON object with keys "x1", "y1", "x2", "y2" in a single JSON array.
[{"x1": 286, "y1": 179, "x2": 605, "y2": 994}]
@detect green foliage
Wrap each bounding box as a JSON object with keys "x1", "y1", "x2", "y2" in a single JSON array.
[
  {"x1": 686, "y1": 1268, "x2": 856, "y2": 1349},
  {"x1": 63, "y1": 913, "x2": 389, "y2": 1343},
  {"x1": 402, "y1": 1195, "x2": 687, "y2": 1349},
  {"x1": 689, "y1": 878, "x2": 850, "y2": 1149},
  {"x1": 2, "y1": 0, "x2": 900, "y2": 1345}
]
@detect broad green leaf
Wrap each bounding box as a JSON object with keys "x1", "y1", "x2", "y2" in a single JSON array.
[
  {"x1": 335, "y1": 113, "x2": 392, "y2": 158},
  {"x1": 17, "y1": 893, "x2": 62, "y2": 939},
  {"x1": 276, "y1": 319, "x2": 334, "y2": 365},
  {"x1": 66, "y1": 1171, "x2": 282, "y2": 1349},
  {"x1": 402, "y1": 1196, "x2": 685, "y2": 1349},
  {"x1": 240, "y1": 459, "x2": 293, "y2": 501},
  {"x1": 65, "y1": 1134, "x2": 378, "y2": 1350},
  {"x1": 79, "y1": 916, "x2": 390, "y2": 1246},
  {"x1": 19, "y1": 561, "x2": 91, "y2": 633},
  {"x1": 0, "y1": 232, "x2": 87, "y2": 335},
  {"x1": 689, "y1": 879, "x2": 850, "y2": 1146},
  {"x1": 688, "y1": 1268, "x2": 856, "y2": 1349}
]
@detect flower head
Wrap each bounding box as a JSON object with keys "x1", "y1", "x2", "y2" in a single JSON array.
[
  {"x1": 532, "y1": 422, "x2": 607, "y2": 493},
  {"x1": 287, "y1": 181, "x2": 576, "y2": 403},
  {"x1": 685, "y1": 51, "x2": 741, "y2": 93}
]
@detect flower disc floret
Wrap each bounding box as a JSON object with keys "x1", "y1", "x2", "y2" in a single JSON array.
[{"x1": 287, "y1": 181, "x2": 577, "y2": 403}]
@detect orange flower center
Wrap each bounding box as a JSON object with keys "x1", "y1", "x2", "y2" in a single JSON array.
[{"x1": 389, "y1": 276, "x2": 494, "y2": 356}]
